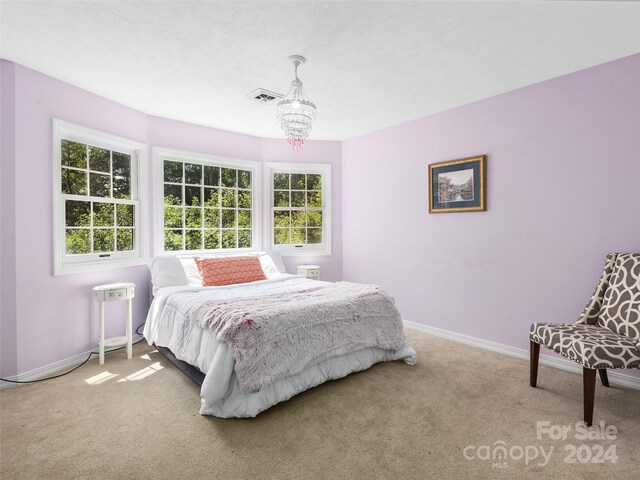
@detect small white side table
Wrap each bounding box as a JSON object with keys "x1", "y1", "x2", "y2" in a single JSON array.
[
  {"x1": 297, "y1": 265, "x2": 320, "y2": 280},
  {"x1": 93, "y1": 283, "x2": 136, "y2": 365}
]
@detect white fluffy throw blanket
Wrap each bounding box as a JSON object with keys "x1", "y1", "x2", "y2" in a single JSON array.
[{"x1": 192, "y1": 281, "x2": 405, "y2": 393}]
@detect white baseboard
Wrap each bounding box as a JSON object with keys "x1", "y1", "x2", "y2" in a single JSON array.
[
  {"x1": 403, "y1": 320, "x2": 640, "y2": 391},
  {"x1": 0, "y1": 334, "x2": 145, "y2": 389}
]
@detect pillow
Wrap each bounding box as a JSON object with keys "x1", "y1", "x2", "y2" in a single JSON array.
[
  {"x1": 264, "y1": 250, "x2": 287, "y2": 274},
  {"x1": 149, "y1": 256, "x2": 189, "y2": 295},
  {"x1": 195, "y1": 256, "x2": 267, "y2": 286},
  {"x1": 179, "y1": 258, "x2": 204, "y2": 286},
  {"x1": 258, "y1": 251, "x2": 287, "y2": 277}
]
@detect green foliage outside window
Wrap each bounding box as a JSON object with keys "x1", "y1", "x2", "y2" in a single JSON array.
[
  {"x1": 273, "y1": 173, "x2": 323, "y2": 245},
  {"x1": 61, "y1": 139, "x2": 136, "y2": 256},
  {"x1": 163, "y1": 160, "x2": 252, "y2": 252}
]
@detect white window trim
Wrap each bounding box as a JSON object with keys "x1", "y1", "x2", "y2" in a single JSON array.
[
  {"x1": 153, "y1": 147, "x2": 262, "y2": 256},
  {"x1": 264, "y1": 162, "x2": 332, "y2": 257},
  {"x1": 52, "y1": 119, "x2": 148, "y2": 276}
]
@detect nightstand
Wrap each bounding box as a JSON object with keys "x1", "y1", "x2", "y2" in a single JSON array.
[
  {"x1": 296, "y1": 264, "x2": 320, "y2": 280},
  {"x1": 93, "y1": 283, "x2": 136, "y2": 365}
]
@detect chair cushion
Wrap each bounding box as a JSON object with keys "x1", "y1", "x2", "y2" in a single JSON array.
[
  {"x1": 530, "y1": 323, "x2": 640, "y2": 368},
  {"x1": 597, "y1": 253, "x2": 640, "y2": 341}
]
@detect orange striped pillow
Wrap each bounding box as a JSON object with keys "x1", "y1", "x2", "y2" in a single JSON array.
[{"x1": 195, "y1": 256, "x2": 267, "y2": 287}]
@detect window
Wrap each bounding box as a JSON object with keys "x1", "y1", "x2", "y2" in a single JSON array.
[
  {"x1": 154, "y1": 149, "x2": 261, "y2": 254},
  {"x1": 266, "y1": 163, "x2": 331, "y2": 256},
  {"x1": 53, "y1": 120, "x2": 147, "y2": 275}
]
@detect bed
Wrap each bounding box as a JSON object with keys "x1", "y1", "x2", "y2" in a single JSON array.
[{"x1": 144, "y1": 253, "x2": 417, "y2": 418}]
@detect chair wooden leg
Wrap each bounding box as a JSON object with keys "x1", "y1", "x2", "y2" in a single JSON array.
[
  {"x1": 583, "y1": 367, "x2": 597, "y2": 426},
  {"x1": 598, "y1": 368, "x2": 610, "y2": 387},
  {"x1": 530, "y1": 341, "x2": 540, "y2": 388}
]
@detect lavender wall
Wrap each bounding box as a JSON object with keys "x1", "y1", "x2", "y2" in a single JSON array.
[
  {"x1": 0, "y1": 62, "x2": 342, "y2": 377},
  {"x1": 1, "y1": 61, "x2": 18, "y2": 377},
  {"x1": 2, "y1": 62, "x2": 151, "y2": 378},
  {"x1": 342, "y1": 54, "x2": 640, "y2": 378}
]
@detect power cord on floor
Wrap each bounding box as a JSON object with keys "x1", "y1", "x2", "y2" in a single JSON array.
[{"x1": 0, "y1": 323, "x2": 146, "y2": 384}]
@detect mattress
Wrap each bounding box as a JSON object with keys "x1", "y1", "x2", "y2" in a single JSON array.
[{"x1": 144, "y1": 274, "x2": 417, "y2": 418}]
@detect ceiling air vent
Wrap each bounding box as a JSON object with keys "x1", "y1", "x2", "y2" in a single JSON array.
[{"x1": 246, "y1": 88, "x2": 283, "y2": 104}]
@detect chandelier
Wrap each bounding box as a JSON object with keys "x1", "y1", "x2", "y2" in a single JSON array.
[{"x1": 276, "y1": 55, "x2": 317, "y2": 151}]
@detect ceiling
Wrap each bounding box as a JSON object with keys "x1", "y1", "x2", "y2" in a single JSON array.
[{"x1": 1, "y1": 1, "x2": 639, "y2": 141}]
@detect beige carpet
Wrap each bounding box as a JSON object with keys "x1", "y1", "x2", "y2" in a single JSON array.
[{"x1": 1, "y1": 329, "x2": 638, "y2": 480}]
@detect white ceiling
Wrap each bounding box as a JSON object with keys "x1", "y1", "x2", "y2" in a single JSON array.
[{"x1": 1, "y1": 1, "x2": 639, "y2": 141}]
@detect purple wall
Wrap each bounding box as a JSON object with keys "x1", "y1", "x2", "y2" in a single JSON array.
[
  {"x1": 342, "y1": 54, "x2": 640, "y2": 379},
  {"x1": 0, "y1": 62, "x2": 342, "y2": 377}
]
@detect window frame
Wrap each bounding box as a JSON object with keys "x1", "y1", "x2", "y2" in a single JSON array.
[
  {"x1": 265, "y1": 162, "x2": 332, "y2": 257},
  {"x1": 153, "y1": 147, "x2": 262, "y2": 256},
  {"x1": 52, "y1": 120, "x2": 148, "y2": 276}
]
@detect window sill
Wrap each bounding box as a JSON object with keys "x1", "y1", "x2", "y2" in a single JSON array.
[{"x1": 54, "y1": 257, "x2": 148, "y2": 276}]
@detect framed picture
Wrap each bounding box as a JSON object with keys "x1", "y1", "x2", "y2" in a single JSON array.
[{"x1": 428, "y1": 155, "x2": 486, "y2": 213}]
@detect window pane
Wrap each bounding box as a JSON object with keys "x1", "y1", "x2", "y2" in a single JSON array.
[
  {"x1": 65, "y1": 200, "x2": 90, "y2": 227},
  {"x1": 93, "y1": 202, "x2": 114, "y2": 227},
  {"x1": 273, "y1": 173, "x2": 289, "y2": 190},
  {"x1": 185, "y1": 208, "x2": 202, "y2": 228},
  {"x1": 307, "y1": 191, "x2": 322, "y2": 207},
  {"x1": 307, "y1": 228, "x2": 322, "y2": 244},
  {"x1": 274, "y1": 191, "x2": 289, "y2": 207},
  {"x1": 204, "y1": 229, "x2": 220, "y2": 249},
  {"x1": 222, "y1": 229, "x2": 237, "y2": 248},
  {"x1": 238, "y1": 170, "x2": 251, "y2": 189},
  {"x1": 90, "y1": 173, "x2": 111, "y2": 197},
  {"x1": 61, "y1": 140, "x2": 87, "y2": 169},
  {"x1": 238, "y1": 190, "x2": 251, "y2": 209},
  {"x1": 238, "y1": 210, "x2": 251, "y2": 228},
  {"x1": 291, "y1": 191, "x2": 305, "y2": 207},
  {"x1": 164, "y1": 230, "x2": 183, "y2": 251},
  {"x1": 185, "y1": 230, "x2": 202, "y2": 250},
  {"x1": 221, "y1": 188, "x2": 236, "y2": 208},
  {"x1": 204, "y1": 208, "x2": 220, "y2": 228},
  {"x1": 238, "y1": 230, "x2": 251, "y2": 248},
  {"x1": 204, "y1": 188, "x2": 220, "y2": 207},
  {"x1": 164, "y1": 161, "x2": 182, "y2": 183},
  {"x1": 112, "y1": 152, "x2": 131, "y2": 199},
  {"x1": 274, "y1": 228, "x2": 290, "y2": 245},
  {"x1": 291, "y1": 228, "x2": 306, "y2": 244},
  {"x1": 89, "y1": 146, "x2": 110, "y2": 173},
  {"x1": 274, "y1": 210, "x2": 290, "y2": 227},
  {"x1": 221, "y1": 209, "x2": 237, "y2": 228},
  {"x1": 307, "y1": 174, "x2": 322, "y2": 190},
  {"x1": 116, "y1": 204, "x2": 134, "y2": 227},
  {"x1": 66, "y1": 229, "x2": 90, "y2": 254},
  {"x1": 163, "y1": 184, "x2": 181, "y2": 205},
  {"x1": 164, "y1": 207, "x2": 183, "y2": 228},
  {"x1": 185, "y1": 186, "x2": 201, "y2": 206},
  {"x1": 184, "y1": 163, "x2": 202, "y2": 185},
  {"x1": 61, "y1": 168, "x2": 87, "y2": 195},
  {"x1": 113, "y1": 176, "x2": 131, "y2": 199},
  {"x1": 116, "y1": 228, "x2": 134, "y2": 251},
  {"x1": 221, "y1": 168, "x2": 236, "y2": 187},
  {"x1": 307, "y1": 210, "x2": 322, "y2": 227},
  {"x1": 93, "y1": 229, "x2": 114, "y2": 252},
  {"x1": 291, "y1": 174, "x2": 305, "y2": 190},
  {"x1": 291, "y1": 211, "x2": 306, "y2": 227},
  {"x1": 204, "y1": 166, "x2": 220, "y2": 186}
]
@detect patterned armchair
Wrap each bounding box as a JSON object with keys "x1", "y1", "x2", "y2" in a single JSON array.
[{"x1": 529, "y1": 253, "x2": 640, "y2": 426}]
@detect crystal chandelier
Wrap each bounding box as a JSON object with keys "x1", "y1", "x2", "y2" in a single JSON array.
[{"x1": 276, "y1": 55, "x2": 317, "y2": 151}]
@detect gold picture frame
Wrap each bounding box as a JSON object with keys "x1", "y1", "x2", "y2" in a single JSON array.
[{"x1": 428, "y1": 155, "x2": 486, "y2": 213}]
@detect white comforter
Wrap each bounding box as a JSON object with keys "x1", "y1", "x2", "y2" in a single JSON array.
[{"x1": 144, "y1": 274, "x2": 417, "y2": 418}]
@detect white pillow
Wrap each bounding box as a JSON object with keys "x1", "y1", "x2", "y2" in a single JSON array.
[
  {"x1": 263, "y1": 250, "x2": 287, "y2": 274},
  {"x1": 149, "y1": 256, "x2": 189, "y2": 295},
  {"x1": 179, "y1": 258, "x2": 203, "y2": 286}
]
